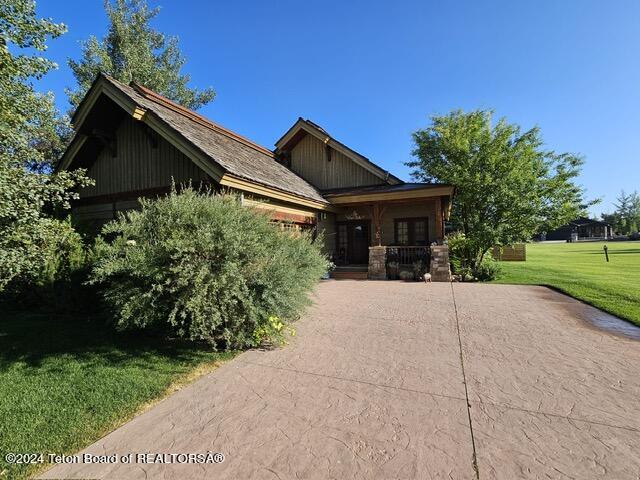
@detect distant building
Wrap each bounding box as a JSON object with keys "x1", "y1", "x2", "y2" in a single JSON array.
[{"x1": 541, "y1": 217, "x2": 612, "y2": 241}]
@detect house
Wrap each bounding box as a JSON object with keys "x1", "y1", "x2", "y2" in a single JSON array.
[
  {"x1": 542, "y1": 217, "x2": 612, "y2": 242},
  {"x1": 58, "y1": 74, "x2": 454, "y2": 280}
]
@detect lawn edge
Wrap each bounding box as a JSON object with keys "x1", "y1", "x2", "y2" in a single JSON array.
[
  {"x1": 30, "y1": 351, "x2": 239, "y2": 480},
  {"x1": 490, "y1": 279, "x2": 640, "y2": 328}
]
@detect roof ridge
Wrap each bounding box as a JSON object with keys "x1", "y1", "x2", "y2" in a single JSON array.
[
  {"x1": 303, "y1": 118, "x2": 330, "y2": 136},
  {"x1": 129, "y1": 81, "x2": 275, "y2": 157}
]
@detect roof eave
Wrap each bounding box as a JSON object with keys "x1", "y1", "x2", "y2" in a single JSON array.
[
  {"x1": 219, "y1": 173, "x2": 335, "y2": 212},
  {"x1": 324, "y1": 185, "x2": 455, "y2": 205}
]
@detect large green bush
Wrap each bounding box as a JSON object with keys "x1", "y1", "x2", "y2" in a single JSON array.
[{"x1": 89, "y1": 188, "x2": 329, "y2": 348}]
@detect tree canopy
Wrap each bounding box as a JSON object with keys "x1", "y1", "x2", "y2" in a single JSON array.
[
  {"x1": 67, "y1": 0, "x2": 215, "y2": 110},
  {"x1": 0, "y1": 0, "x2": 92, "y2": 290},
  {"x1": 407, "y1": 109, "x2": 595, "y2": 271},
  {"x1": 0, "y1": 0, "x2": 72, "y2": 171}
]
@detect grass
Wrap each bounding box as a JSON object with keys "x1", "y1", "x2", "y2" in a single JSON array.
[
  {"x1": 0, "y1": 310, "x2": 237, "y2": 480},
  {"x1": 493, "y1": 241, "x2": 640, "y2": 326}
]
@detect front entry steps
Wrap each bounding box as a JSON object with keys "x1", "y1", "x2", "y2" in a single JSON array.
[{"x1": 330, "y1": 265, "x2": 368, "y2": 280}]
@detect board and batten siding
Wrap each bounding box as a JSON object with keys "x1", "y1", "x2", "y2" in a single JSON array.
[
  {"x1": 80, "y1": 116, "x2": 209, "y2": 198},
  {"x1": 290, "y1": 134, "x2": 383, "y2": 190}
]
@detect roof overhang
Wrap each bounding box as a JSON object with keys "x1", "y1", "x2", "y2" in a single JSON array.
[
  {"x1": 71, "y1": 74, "x2": 145, "y2": 129},
  {"x1": 324, "y1": 185, "x2": 454, "y2": 205},
  {"x1": 242, "y1": 198, "x2": 317, "y2": 224},
  {"x1": 219, "y1": 174, "x2": 336, "y2": 212}
]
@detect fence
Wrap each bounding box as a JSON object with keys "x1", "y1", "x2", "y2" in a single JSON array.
[
  {"x1": 386, "y1": 246, "x2": 430, "y2": 265},
  {"x1": 492, "y1": 244, "x2": 526, "y2": 261}
]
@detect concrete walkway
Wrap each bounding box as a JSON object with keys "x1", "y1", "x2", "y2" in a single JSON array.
[{"x1": 42, "y1": 282, "x2": 640, "y2": 479}]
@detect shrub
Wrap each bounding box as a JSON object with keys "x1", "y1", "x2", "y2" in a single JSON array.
[
  {"x1": 447, "y1": 231, "x2": 501, "y2": 281},
  {"x1": 399, "y1": 270, "x2": 415, "y2": 282},
  {"x1": 447, "y1": 232, "x2": 475, "y2": 279},
  {"x1": 0, "y1": 218, "x2": 97, "y2": 312},
  {"x1": 412, "y1": 259, "x2": 427, "y2": 281},
  {"x1": 89, "y1": 188, "x2": 329, "y2": 349},
  {"x1": 473, "y1": 255, "x2": 502, "y2": 281}
]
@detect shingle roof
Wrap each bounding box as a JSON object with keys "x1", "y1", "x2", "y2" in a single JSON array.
[{"x1": 101, "y1": 75, "x2": 327, "y2": 204}]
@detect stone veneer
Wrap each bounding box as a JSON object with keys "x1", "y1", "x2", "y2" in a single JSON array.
[
  {"x1": 368, "y1": 246, "x2": 387, "y2": 280},
  {"x1": 430, "y1": 245, "x2": 452, "y2": 282}
]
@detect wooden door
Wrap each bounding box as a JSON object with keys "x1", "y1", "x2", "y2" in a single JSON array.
[
  {"x1": 350, "y1": 222, "x2": 369, "y2": 264},
  {"x1": 337, "y1": 221, "x2": 370, "y2": 265}
]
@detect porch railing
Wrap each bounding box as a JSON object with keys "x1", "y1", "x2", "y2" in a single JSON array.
[{"x1": 386, "y1": 246, "x2": 430, "y2": 266}]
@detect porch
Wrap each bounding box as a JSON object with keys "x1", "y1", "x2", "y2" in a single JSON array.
[{"x1": 320, "y1": 183, "x2": 455, "y2": 281}]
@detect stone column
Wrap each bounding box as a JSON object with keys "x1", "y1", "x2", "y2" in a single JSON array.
[
  {"x1": 368, "y1": 246, "x2": 387, "y2": 280},
  {"x1": 430, "y1": 245, "x2": 451, "y2": 282}
]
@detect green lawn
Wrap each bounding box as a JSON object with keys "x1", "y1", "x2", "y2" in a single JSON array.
[
  {"x1": 493, "y1": 241, "x2": 640, "y2": 326},
  {"x1": 0, "y1": 311, "x2": 237, "y2": 480}
]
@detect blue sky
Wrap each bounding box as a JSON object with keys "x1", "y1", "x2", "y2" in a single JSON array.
[{"x1": 36, "y1": 0, "x2": 640, "y2": 216}]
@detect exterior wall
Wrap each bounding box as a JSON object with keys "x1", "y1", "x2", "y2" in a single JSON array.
[
  {"x1": 317, "y1": 212, "x2": 336, "y2": 256},
  {"x1": 242, "y1": 193, "x2": 335, "y2": 256},
  {"x1": 73, "y1": 189, "x2": 324, "y2": 237},
  {"x1": 240, "y1": 194, "x2": 316, "y2": 223},
  {"x1": 72, "y1": 199, "x2": 142, "y2": 235},
  {"x1": 544, "y1": 225, "x2": 572, "y2": 241},
  {"x1": 290, "y1": 134, "x2": 383, "y2": 190},
  {"x1": 578, "y1": 224, "x2": 609, "y2": 239},
  {"x1": 335, "y1": 200, "x2": 438, "y2": 247},
  {"x1": 80, "y1": 116, "x2": 209, "y2": 198},
  {"x1": 379, "y1": 202, "x2": 437, "y2": 245}
]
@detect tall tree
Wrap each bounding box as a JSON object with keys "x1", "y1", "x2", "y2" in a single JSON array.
[
  {"x1": 0, "y1": 0, "x2": 92, "y2": 290},
  {"x1": 604, "y1": 190, "x2": 640, "y2": 234},
  {"x1": 407, "y1": 110, "x2": 596, "y2": 273},
  {"x1": 67, "y1": 0, "x2": 214, "y2": 110}
]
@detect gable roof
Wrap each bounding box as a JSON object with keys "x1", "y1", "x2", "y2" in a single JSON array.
[
  {"x1": 61, "y1": 74, "x2": 328, "y2": 206},
  {"x1": 275, "y1": 117, "x2": 403, "y2": 185},
  {"x1": 569, "y1": 216, "x2": 611, "y2": 227}
]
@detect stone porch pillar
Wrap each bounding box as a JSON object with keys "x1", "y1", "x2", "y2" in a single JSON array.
[
  {"x1": 430, "y1": 244, "x2": 451, "y2": 282},
  {"x1": 368, "y1": 246, "x2": 387, "y2": 280}
]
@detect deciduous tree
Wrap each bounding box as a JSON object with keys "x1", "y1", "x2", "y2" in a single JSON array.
[
  {"x1": 0, "y1": 0, "x2": 92, "y2": 290},
  {"x1": 67, "y1": 0, "x2": 214, "y2": 110},
  {"x1": 407, "y1": 110, "x2": 596, "y2": 275}
]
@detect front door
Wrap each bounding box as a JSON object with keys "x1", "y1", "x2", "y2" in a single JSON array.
[{"x1": 337, "y1": 221, "x2": 370, "y2": 264}]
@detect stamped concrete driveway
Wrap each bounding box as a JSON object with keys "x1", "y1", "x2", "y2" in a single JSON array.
[{"x1": 42, "y1": 281, "x2": 640, "y2": 480}]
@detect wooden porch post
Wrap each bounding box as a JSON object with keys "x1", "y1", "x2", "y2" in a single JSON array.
[
  {"x1": 435, "y1": 196, "x2": 444, "y2": 240},
  {"x1": 371, "y1": 202, "x2": 385, "y2": 246}
]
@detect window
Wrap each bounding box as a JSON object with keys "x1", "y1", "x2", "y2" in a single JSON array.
[
  {"x1": 394, "y1": 218, "x2": 428, "y2": 245},
  {"x1": 337, "y1": 224, "x2": 348, "y2": 257},
  {"x1": 396, "y1": 221, "x2": 409, "y2": 245}
]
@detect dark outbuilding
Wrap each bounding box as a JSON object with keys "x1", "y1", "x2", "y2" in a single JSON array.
[{"x1": 542, "y1": 216, "x2": 613, "y2": 241}]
